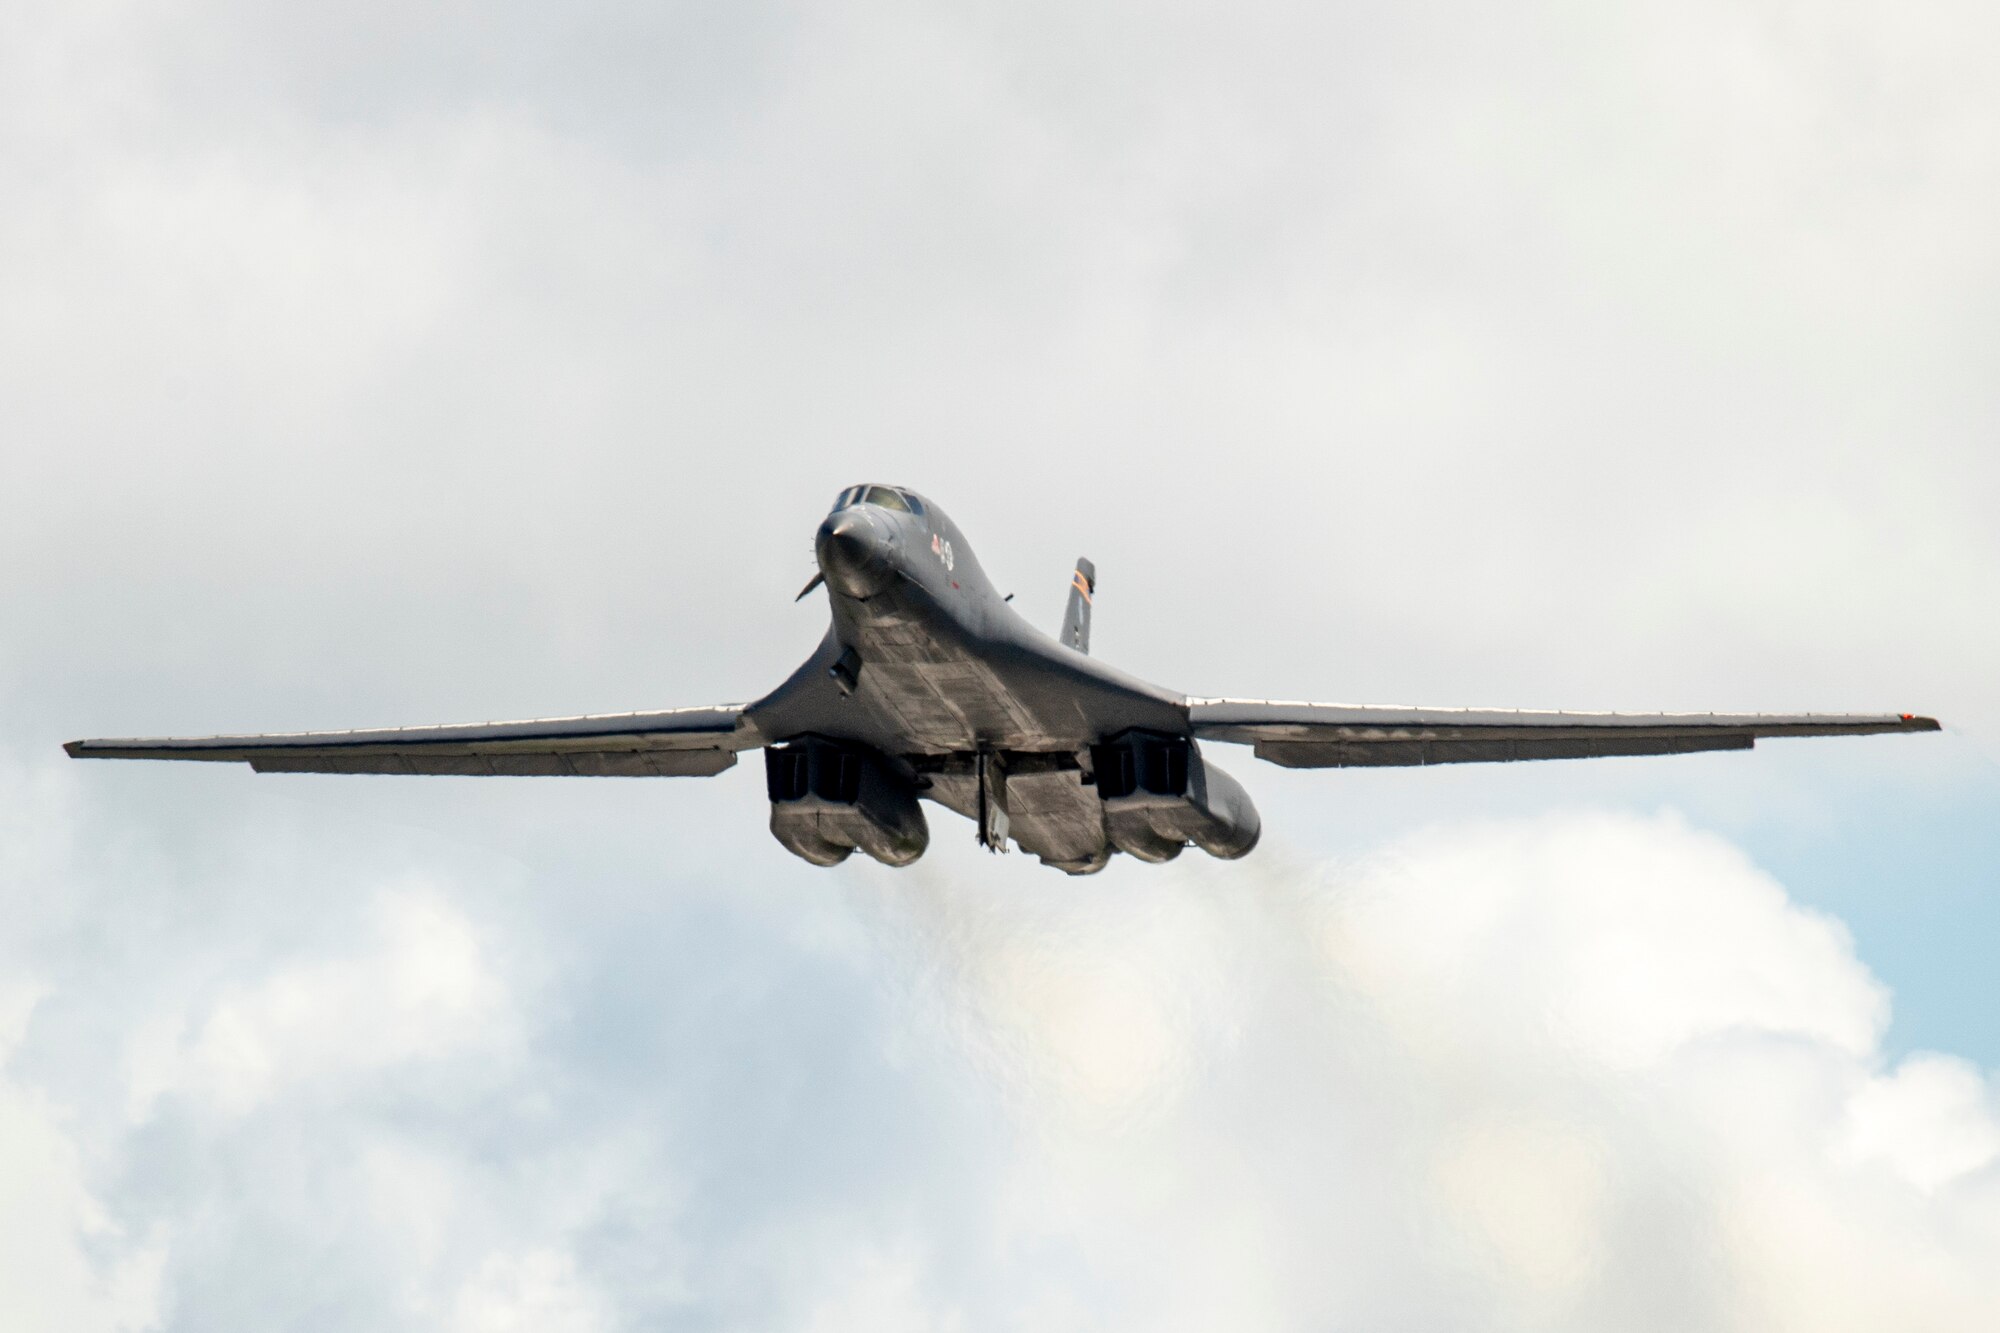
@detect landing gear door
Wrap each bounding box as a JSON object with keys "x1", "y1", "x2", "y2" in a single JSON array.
[{"x1": 976, "y1": 751, "x2": 1011, "y2": 852}]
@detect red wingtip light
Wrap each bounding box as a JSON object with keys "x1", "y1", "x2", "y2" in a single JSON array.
[{"x1": 1900, "y1": 713, "x2": 1914, "y2": 720}]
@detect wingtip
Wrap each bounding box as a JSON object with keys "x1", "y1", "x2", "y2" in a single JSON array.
[
  {"x1": 1901, "y1": 714, "x2": 1942, "y2": 732},
  {"x1": 63, "y1": 740, "x2": 87, "y2": 758}
]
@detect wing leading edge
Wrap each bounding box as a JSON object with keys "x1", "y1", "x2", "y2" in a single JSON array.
[
  {"x1": 1186, "y1": 699, "x2": 1940, "y2": 768},
  {"x1": 65, "y1": 705, "x2": 756, "y2": 776}
]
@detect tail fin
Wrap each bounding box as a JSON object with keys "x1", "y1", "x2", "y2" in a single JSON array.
[{"x1": 1060, "y1": 558, "x2": 1095, "y2": 654}]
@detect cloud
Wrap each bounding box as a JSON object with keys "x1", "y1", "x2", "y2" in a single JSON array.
[
  {"x1": 847, "y1": 811, "x2": 2000, "y2": 1331},
  {"x1": 127, "y1": 887, "x2": 516, "y2": 1117},
  {"x1": 1842, "y1": 1053, "x2": 2000, "y2": 1194},
  {"x1": 1320, "y1": 811, "x2": 1889, "y2": 1067},
  {"x1": 0, "y1": 986, "x2": 164, "y2": 1333},
  {"x1": 4, "y1": 756, "x2": 1998, "y2": 1329},
  {"x1": 450, "y1": 1249, "x2": 611, "y2": 1333}
]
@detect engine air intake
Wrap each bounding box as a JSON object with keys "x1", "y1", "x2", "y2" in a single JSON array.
[
  {"x1": 1091, "y1": 734, "x2": 1189, "y2": 800},
  {"x1": 764, "y1": 737, "x2": 927, "y2": 867},
  {"x1": 1090, "y1": 731, "x2": 1260, "y2": 863}
]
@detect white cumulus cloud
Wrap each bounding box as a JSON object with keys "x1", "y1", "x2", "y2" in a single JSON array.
[
  {"x1": 127, "y1": 886, "x2": 516, "y2": 1118},
  {"x1": 0, "y1": 985, "x2": 164, "y2": 1333},
  {"x1": 854, "y1": 811, "x2": 2000, "y2": 1331}
]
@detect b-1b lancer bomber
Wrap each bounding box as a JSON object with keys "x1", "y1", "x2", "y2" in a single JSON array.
[{"x1": 68, "y1": 485, "x2": 1940, "y2": 873}]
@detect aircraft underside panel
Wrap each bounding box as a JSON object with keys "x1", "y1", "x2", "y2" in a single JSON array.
[
  {"x1": 997, "y1": 770, "x2": 1110, "y2": 869},
  {"x1": 846, "y1": 615, "x2": 994, "y2": 746},
  {"x1": 920, "y1": 768, "x2": 1110, "y2": 873},
  {"x1": 867, "y1": 658, "x2": 1038, "y2": 748}
]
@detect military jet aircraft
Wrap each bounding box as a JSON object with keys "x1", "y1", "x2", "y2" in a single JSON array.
[{"x1": 68, "y1": 484, "x2": 1939, "y2": 873}]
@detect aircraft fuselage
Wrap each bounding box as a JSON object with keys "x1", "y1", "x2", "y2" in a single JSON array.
[{"x1": 745, "y1": 489, "x2": 1223, "y2": 871}]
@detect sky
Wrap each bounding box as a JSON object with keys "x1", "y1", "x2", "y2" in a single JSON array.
[{"x1": 3, "y1": 0, "x2": 1998, "y2": 1328}]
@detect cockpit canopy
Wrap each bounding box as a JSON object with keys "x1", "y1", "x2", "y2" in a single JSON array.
[{"x1": 830, "y1": 484, "x2": 924, "y2": 516}]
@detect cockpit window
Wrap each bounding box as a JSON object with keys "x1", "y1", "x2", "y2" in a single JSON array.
[{"x1": 830, "y1": 485, "x2": 921, "y2": 515}]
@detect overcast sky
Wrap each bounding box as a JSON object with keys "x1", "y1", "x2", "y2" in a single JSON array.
[{"x1": 4, "y1": 0, "x2": 1998, "y2": 1329}]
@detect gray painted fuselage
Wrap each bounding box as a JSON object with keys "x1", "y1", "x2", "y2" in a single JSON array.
[{"x1": 750, "y1": 491, "x2": 1183, "y2": 868}]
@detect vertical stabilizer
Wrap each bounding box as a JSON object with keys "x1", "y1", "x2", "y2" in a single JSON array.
[{"x1": 1060, "y1": 558, "x2": 1095, "y2": 654}]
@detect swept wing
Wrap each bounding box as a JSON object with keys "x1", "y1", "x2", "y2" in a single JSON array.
[
  {"x1": 1187, "y1": 699, "x2": 1939, "y2": 768},
  {"x1": 65, "y1": 705, "x2": 755, "y2": 776}
]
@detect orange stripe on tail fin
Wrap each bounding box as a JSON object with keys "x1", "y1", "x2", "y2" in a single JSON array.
[{"x1": 1060, "y1": 558, "x2": 1096, "y2": 653}]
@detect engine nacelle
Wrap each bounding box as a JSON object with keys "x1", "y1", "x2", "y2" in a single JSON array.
[
  {"x1": 765, "y1": 737, "x2": 929, "y2": 867},
  {"x1": 1091, "y1": 732, "x2": 1261, "y2": 862}
]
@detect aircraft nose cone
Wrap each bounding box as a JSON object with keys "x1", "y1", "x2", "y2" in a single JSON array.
[{"x1": 816, "y1": 509, "x2": 894, "y2": 597}]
